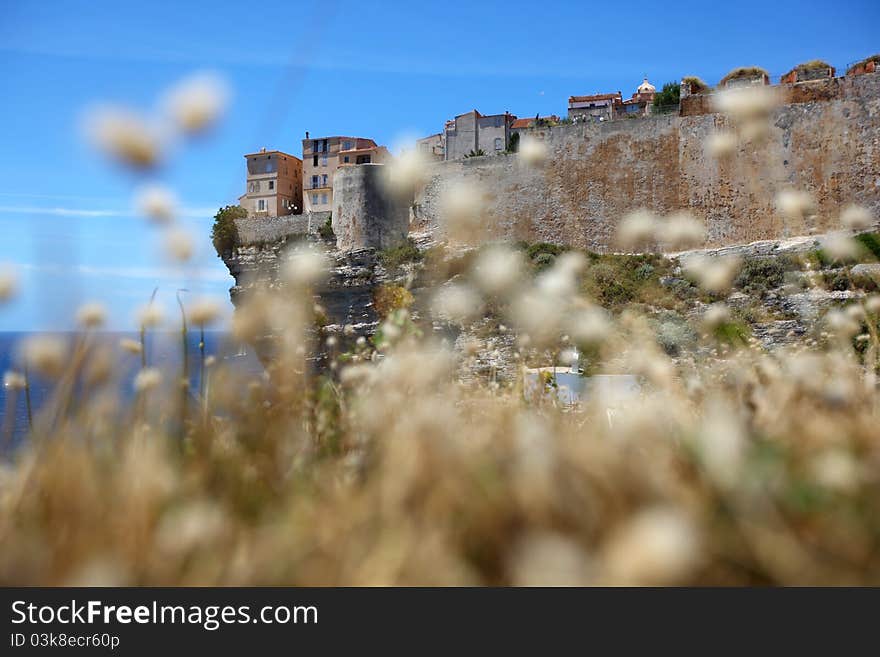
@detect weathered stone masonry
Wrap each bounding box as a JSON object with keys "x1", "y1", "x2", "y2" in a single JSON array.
[{"x1": 413, "y1": 73, "x2": 880, "y2": 251}]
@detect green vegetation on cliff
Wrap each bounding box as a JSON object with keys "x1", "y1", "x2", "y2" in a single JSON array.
[{"x1": 211, "y1": 205, "x2": 247, "y2": 257}]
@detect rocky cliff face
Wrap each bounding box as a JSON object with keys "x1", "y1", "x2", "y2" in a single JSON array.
[{"x1": 221, "y1": 233, "x2": 382, "y2": 362}]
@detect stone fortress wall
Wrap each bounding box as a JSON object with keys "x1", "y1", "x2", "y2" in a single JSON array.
[{"x1": 410, "y1": 72, "x2": 880, "y2": 252}]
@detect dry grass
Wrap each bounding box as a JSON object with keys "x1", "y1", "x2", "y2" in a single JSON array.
[
  {"x1": 720, "y1": 66, "x2": 770, "y2": 85},
  {"x1": 1, "y1": 71, "x2": 879, "y2": 587},
  {"x1": 682, "y1": 76, "x2": 710, "y2": 94}
]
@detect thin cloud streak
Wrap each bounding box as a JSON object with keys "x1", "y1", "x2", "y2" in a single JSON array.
[
  {"x1": 16, "y1": 262, "x2": 231, "y2": 283},
  {"x1": 0, "y1": 42, "x2": 592, "y2": 80},
  {"x1": 0, "y1": 205, "x2": 219, "y2": 219}
]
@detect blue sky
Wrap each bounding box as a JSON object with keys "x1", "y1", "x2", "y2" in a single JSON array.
[{"x1": 0, "y1": 0, "x2": 877, "y2": 330}]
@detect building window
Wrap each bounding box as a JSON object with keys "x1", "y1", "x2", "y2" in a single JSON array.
[
  {"x1": 343, "y1": 140, "x2": 351, "y2": 150},
  {"x1": 258, "y1": 199, "x2": 266, "y2": 211},
  {"x1": 322, "y1": 174, "x2": 328, "y2": 187},
  {"x1": 321, "y1": 155, "x2": 328, "y2": 167},
  {"x1": 311, "y1": 193, "x2": 318, "y2": 205},
  {"x1": 356, "y1": 154, "x2": 371, "y2": 164},
  {"x1": 311, "y1": 175, "x2": 319, "y2": 189},
  {"x1": 254, "y1": 181, "x2": 260, "y2": 192},
  {"x1": 268, "y1": 180, "x2": 274, "y2": 190},
  {"x1": 494, "y1": 137, "x2": 503, "y2": 151},
  {"x1": 313, "y1": 139, "x2": 319, "y2": 153},
  {"x1": 313, "y1": 155, "x2": 318, "y2": 167},
  {"x1": 321, "y1": 193, "x2": 328, "y2": 204},
  {"x1": 343, "y1": 155, "x2": 350, "y2": 163}
]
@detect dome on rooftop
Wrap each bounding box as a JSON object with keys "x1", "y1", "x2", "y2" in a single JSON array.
[{"x1": 638, "y1": 77, "x2": 655, "y2": 94}]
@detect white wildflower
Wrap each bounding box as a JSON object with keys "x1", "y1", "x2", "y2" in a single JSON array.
[
  {"x1": 119, "y1": 338, "x2": 143, "y2": 355},
  {"x1": 76, "y1": 302, "x2": 107, "y2": 329},
  {"x1": 472, "y1": 245, "x2": 524, "y2": 296},
  {"x1": 697, "y1": 398, "x2": 745, "y2": 488},
  {"x1": 811, "y1": 449, "x2": 860, "y2": 493},
  {"x1": 705, "y1": 131, "x2": 738, "y2": 158},
  {"x1": 518, "y1": 136, "x2": 547, "y2": 167},
  {"x1": 660, "y1": 212, "x2": 705, "y2": 249},
  {"x1": 824, "y1": 309, "x2": 859, "y2": 338},
  {"x1": 0, "y1": 264, "x2": 18, "y2": 303},
  {"x1": 702, "y1": 302, "x2": 730, "y2": 328},
  {"x1": 565, "y1": 306, "x2": 612, "y2": 347},
  {"x1": 439, "y1": 181, "x2": 485, "y2": 242},
  {"x1": 134, "y1": 367, "x2": 162, "y2": 392},
  {"x1": 840, "y1": 204, "x2": 874, "y2": 231},
  {"x1": 776, "y1": 189, "x2": 816, "y2": 221},
  {"x1": 161, "y1": 72, "x2": 229, "y2": 135},
  {"x1": 510, "y1": 532, "x2": 592, "y2": 586},
  {"x1": 384, "y1": 148, "x2": 427, "y2": 197},
  {"x1": 683, "y1": 255, "x2": 741, "y2": 293},
  {"x1": 281, "y1": 246, "x2": 329, "y2": 287},
  {"x1": 19, "y1": 335, "x2": 67, "y2": 378},
  {"x1": 712, "y1": 85, "x2": 777, "y2": 122},
  {"x1": 431, "y1": 284, "x2": 482, "y2": 324},
  {"x1": 822, "y1": 233, "x2": 860, "y2": 262},
  {"x1": 136, "y1": 304, "x2": 165, "y2": 328},
  {"x1": 86, "y1": 106, "x2": 163, "y2": 169},
  {"x1": 617, "y1": 210, "x2": 656, "y2": 249},
  {"x1": 163, "y1": 227, "x2": 194, "y2": 262},
  {"x1": 135, "y1": 184, "x2": 177, "y2": 224},
  {"x1": 3, "y1": 371, "x2": 26, "y2": 391},
  {"x1": 604, "y1": 507, "x2": 701, "y2": 585},
  {"x1": 188, "y1": 298, "x2": 222, "y2": 326}
]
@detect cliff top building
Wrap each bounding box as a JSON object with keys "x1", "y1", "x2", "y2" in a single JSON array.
[
  {"x1": 567, "y1": 92, "x2": 622, "y2": 122},
  {"x1": 238, "y1": 148, "x2": 303, "y2": 217},
  {"x1": 301, "y1": 134, "x2": 390, "y2": 214},
  {"x1": 619, "y1": 77, "x2": 656, "y2": 116},
  {"x1": 415, "y1": 132, "x2": 445, "y2": 161},
  {"x1": 510, "y1": 115, "x2": 561, "y2": 132},
  {"x1": 569, "y1": 77, "x2": 657, "y2": 121},
  {"x1": 443, "y1": 110, "x2": 517, "y2": 160}
]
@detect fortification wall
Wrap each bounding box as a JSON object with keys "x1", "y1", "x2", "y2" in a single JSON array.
[
  {"x1": 234, "y1": 214, "x2": 309, "y2": 245},
  {"x1": 333, "y1": 164, "x2": 409, "y2": 251},
  {"x1": 413, "y1": 72, "x2": 880, "y2": 251}
]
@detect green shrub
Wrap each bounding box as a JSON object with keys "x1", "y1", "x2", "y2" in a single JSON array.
[
  {"x1": 589, "y1": 262, "x2": 636, "y2": 306},
  {"x1": 318, "y1": 216, "x2": 335, "y2": 241},
  {"x1": 653, "y1": 81, "x2": 680, "y2": 109},
  {"x1": 211, "y1": 205, "x2": 246, "y2": 258},
  {"x1": 734, "y1": 256, "x2": 799, "y2": 293},
  {"x1": 854, "y1": 232, "x2": 880, "y2": 260},
  {"x1": 378, "y1": 238, "x2": 422, "y2": 268},
  {"x1": 372, "y1": 284, "x2": 414, "y2": 318},
  {"x1": 824, "y1": 271, "x2": 851, "y2": 291},
  {"x1": 526, "y1": 242, "x2": 564, "y2": 260},
  {"x1": 506, "y1": 132, "x2": 520, "y2": 153},
  {"x1": 713, "y1": 320, "x2": 751, "y2": 346},
  {"x1": 533, "y1": 252, "x2": 556, "y2": 271},
  {"x1": 635, "y1": 262, "x2": 655, "y2": 280},
  {"x1": 654, "y1": 313, "x2": 696, "y2": 356}
]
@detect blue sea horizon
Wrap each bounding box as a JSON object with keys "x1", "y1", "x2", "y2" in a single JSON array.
[{"x1": 0, "y1": 331, "x2": 263, "y2": 449}]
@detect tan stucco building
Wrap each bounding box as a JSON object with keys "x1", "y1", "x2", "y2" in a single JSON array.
[
  {"x1": 239, "y1": 148, "x2": 303, "y2": 217},
  {"x1": 415, "y1": 132, "x2": 445, "y2": 161},
  {"x1": 301, "y1": 134, "x2": 390, "y2": 213}
]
